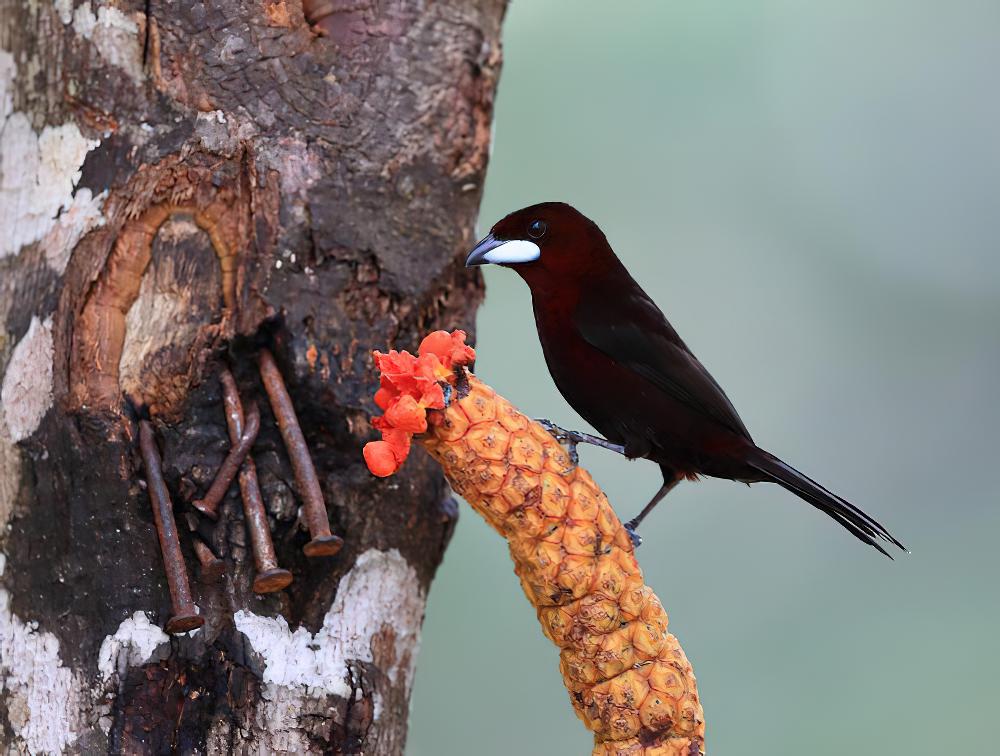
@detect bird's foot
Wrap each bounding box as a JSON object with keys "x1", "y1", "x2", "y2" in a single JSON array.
[
  {"x1": 535, "y1": 419, "x2": 626, "y2": 464},
  {"x1": 536, "y1": 418, "x2": 580, "y2": 474},
  {"x1": 623, "y1": 519, "x2": 643, "y2": 548},
  {"x1": 536, "y1": 418, "x2": 570, "y2": 445}
]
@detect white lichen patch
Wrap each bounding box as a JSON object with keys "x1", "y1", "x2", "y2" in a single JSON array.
[
  {"x1": 40, "y1": 187, "x2": 106, "y2": 274},
  {"x1": 206, "y1": 689, "x2": 317, "y2": 754},
  {"x1": 0, "y1": 588, "x2": 86, "y2": 753},
  {"x1": 54, "y1": 0, "x2": 74, "y2": 25},
  {"x1": 0, "y1": 110, "x2": 99, "y2": 260},
  {"x1": 1, "y1": 316, "x2": 54, "y2": 443},
  {"x1": 235, "y1": 548, "x2": 425, "y2": 717},
  {"x1": 71, "y1": 3, "x2": 144, "y2": 83},
  {"x1": 71, "y1": 3, "x2": 96, "y2": 36},
  {"x1": 97, "y1": 611, "x2": 171, "y2": 682}
]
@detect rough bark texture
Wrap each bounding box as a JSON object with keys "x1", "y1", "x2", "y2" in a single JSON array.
[{"x1": 0, "y1": 1, "x2": 506, "y2": 753}]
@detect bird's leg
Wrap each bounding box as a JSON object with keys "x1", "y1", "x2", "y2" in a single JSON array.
[
  {"x1": 535, "y1": 419, "x2": 626, "y2": 472},
  {"x1": 624, "y1": 474, "x2": 682, "y2": 548}
]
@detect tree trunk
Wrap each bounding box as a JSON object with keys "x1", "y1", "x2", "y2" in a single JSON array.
[{"x1": 0, "y1": 1, "x2": 506, "y2": 753}]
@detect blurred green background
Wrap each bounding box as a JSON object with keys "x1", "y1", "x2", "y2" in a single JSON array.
[{"x1": 408, "y1": 1, "x2": 1000, "y2": 754}]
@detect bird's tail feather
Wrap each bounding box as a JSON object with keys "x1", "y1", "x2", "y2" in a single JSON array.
[{"x1": 745, "y1": 447, "x2": 904, "y2": 558}]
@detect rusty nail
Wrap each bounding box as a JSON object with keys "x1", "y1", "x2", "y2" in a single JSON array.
[
  {"x1": 192, "y1": 400, "x2": 261, "y2": 519},
  {"x1": 192, "y1": 538, "x2": 226, "y2": 583},
  {"x1": 258, "y1": 348, "x2": 343, "y2": 557},
  {"x1": 138, "y1": 420, "x2": 205, "y2": 634},
  {"x1": 219, "y1": 369, "x2": 294, "y2": 593}
]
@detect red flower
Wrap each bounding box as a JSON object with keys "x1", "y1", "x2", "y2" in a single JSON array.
[{"x1": 364, "y1": 331, "x2": 476, "y2": 477}]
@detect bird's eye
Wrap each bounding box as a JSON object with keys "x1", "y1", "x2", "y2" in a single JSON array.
[{"x1": 527, "y1": 219, "x2": 548, "y2": 239}]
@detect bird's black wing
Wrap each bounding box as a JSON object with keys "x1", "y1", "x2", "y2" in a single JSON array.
[{"x1": 574, "y1": 288, "x2": 753, "y2": 440}]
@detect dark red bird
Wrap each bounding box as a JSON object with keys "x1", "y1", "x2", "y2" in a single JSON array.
[{"x1": 466, "y1": 202, "x2": 903, "y2": 557}]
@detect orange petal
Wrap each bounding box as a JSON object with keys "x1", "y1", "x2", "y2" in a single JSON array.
[
  {"x1": 446, "y1": 330, "x2": 476, "y2": 367},
  {"x1": 374, "y1": 387, "x2": 396, "y2": 410},
  {"x1": 382, "y1": 428, "x2": 412, "y2": 460},
  {"x1": 364, "y1": 441, "x2": 400, "y2": 477},
  {"x1": 420, "y1": 382, "x2": 446, "y2": 410},
  {"x1": 385, "y1": 394, "x2": 428, "y2": 433},
  {"x1": 418, "y1": 331, "x2": 454, "y2": 361},
  {"x1": 375, "y1": 350, "x2": 420, "y2": 389},
  {"x1": 415, "y1": 353, "x2": 451, "y2": 382}
]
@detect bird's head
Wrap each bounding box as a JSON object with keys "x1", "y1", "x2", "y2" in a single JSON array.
[{"x1": 465, "y1": 202, "x2": 617, "y2": 290}]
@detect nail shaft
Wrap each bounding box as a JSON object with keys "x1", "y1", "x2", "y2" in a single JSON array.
[
  {"x1": 192, "y1": 538, "x2": 226, "y2": 583},
  {"x1": 219, "y1": 369, "x2": 293, "y2": 593},
  {"x1": 192, "y1": 401, "x2": 261, "y2": 519},
  {"x1": 258, "y1": 348, "x2": 342, "y2": 557},
  {"x1": 138, "y1": 420, "x2": 204, "y2": 634}
]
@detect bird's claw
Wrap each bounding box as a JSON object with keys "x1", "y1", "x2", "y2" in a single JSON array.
[
  {"x1": 536, "y1": 418, "x2": 567, "y2": 443},
  {"x1": 565, "y1": 443, "x2": 580, "y2": 467},
  {"x1": 537, "y1": 418, "x2": 579, "y2": 474},
  {"x1": 560, "y1": 440, "x2": 580, "y2": 474},
  {"x1": 553, "y1": 457, "x2": 578, "y2": 476},
  {"x1": 624, "y1": 519, "x2": 642, "y2": 548}
]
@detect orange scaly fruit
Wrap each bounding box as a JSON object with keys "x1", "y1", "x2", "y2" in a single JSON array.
[{"x1": 366, "y1": 336, "x2": 704, "y2": 755}]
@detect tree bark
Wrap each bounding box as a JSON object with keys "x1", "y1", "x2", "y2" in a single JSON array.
[{"x1": 0, "y1": 1, "x2": 506, "y2": 753}]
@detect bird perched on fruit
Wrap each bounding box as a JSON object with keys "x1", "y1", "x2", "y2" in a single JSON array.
[{"x1": 466, "y1": 202, "x2": 903, "y2": 557}]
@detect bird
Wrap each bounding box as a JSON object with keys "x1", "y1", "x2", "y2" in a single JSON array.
[{"x1": 465, "y1": 201, "x2": 904, "y2": 557}]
